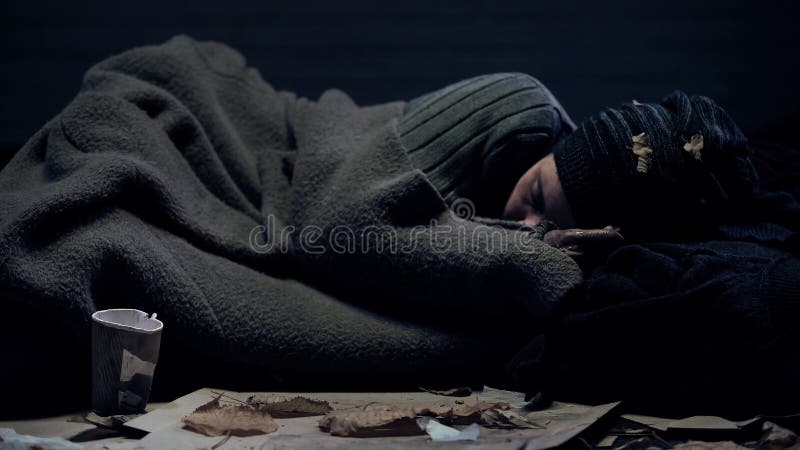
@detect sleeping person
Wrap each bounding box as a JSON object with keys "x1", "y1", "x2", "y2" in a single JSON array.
[
  {"x1": 0, "y1": 36, "x2": 793, "y2": 415},
  {"x1": 397, "y1": 73, "x2": 758, "y2": 242}
]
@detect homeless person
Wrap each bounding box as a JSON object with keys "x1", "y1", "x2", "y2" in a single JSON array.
[{"x1": 0, "y1": 36, "x2": 797, "y2": 416}]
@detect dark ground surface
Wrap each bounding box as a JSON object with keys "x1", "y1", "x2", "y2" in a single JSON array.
[{"x1": 2, "y1": 0, "x2": 800, "y2": 169}]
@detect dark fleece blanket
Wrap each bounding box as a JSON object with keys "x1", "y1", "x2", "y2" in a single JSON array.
[{"x1": 0, "y1": 36, "x2": 581, "y2": 409}]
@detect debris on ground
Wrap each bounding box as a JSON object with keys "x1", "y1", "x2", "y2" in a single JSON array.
[
  {"x1": 419, "y1": 386, "x2": 473, "y2": 397},
  {"x1": 610, "y1": 436, "x2": 653, "y2": 449},
  {"x1": 417, "y1": 417, "x2": 479, "y2": 442},
  {"x1": 3, "y1": 387, "x2": 682, "y2": 449},
  {"x1": 15, "y1": 386, "x2": 800, "y2": 449},
  {"x1": 622, "y1": 413, "x2": 757, "y2": 432},
  {"x1": 245, "y1": 394, "x2": 333, "y2": 418},
  {"x1": 439, "y1": 400, "x2": 511, "y2": 425},
  {"x1": 480, "y1": 386, "x2": 530, "y2": 408},
  {"x1": 181, "y1": 395, "x2": 278, "y2": 437},
  {"x1": 318, "y1": 402, "x2": 429, "y2": 437},
  {"x1": 0, "y1": 428, "x2": 83, "y2": 449},
  {"x1": 596, "y1": 434, "x2": 618, "y2": 447},
  {"x1": 523, "y1": 392, "x2": 552, "y2": 411},
  {"x1": 316, "y1": 399, "x2": 512, "y2": 437},
  {"x1": 760, "y1": 421, "x2": 798, "y2": 449},
  {"x1": 479, "y1": 408, "x2": 544, "y2": 429},
  {"x1": 84, "y1": 411, "x2": 140, "y2": 429},
  {"x1": 671, "y1": 441, "x2": 749, "y2": 450}
]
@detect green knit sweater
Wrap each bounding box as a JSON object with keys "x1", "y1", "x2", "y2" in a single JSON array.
[{"x1": 399, "y1": 73, "x2": 575, "y2": 216}]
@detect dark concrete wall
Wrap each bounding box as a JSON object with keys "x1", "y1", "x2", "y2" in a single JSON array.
[{"x1": 3, "y1": 0, "x2": 799, "y2": 154}]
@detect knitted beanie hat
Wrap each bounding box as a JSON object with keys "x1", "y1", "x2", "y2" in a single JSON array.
[{"x1": 552, "y1": 91, "x2": 759, "y2": 236}]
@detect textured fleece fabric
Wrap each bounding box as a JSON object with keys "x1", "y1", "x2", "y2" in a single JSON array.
[{"x1": 0, "y1": 36, "x2": 582, "y2": 408}]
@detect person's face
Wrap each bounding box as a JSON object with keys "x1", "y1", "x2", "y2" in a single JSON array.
[{"x1": 503, "y1": 153, "x2": 576, "y2": 228}]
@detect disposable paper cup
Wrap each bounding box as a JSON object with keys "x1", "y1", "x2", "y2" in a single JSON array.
[{"x1": 91, "y1": 309, "x2": 163, "y2": 415}]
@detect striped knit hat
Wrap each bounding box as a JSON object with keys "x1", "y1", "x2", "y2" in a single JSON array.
[{"x1": 552, "y1": 91, "x2": 759, "y2": 236}]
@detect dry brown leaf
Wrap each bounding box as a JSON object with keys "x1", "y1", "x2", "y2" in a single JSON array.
[
  {"x1": 181, "y1": 396, "x2": 278, "y2": 437},
  {"x1": 247, "y1": 395, "x2": 333, "y2": 418},
  {"x1": 318, "y1": 402, "x2": 430, "y2": 437},
  {"x1": 317, "y1": 399, "x2": 512, "y2": 436},
  {"x1": 683, "y1": 134, "x2": 704, "y2": 161},
  {"x1": 439, "y1": 401, "x2": 510, "y2": 425},
  {"x1": 480, "y1": 408, "x2": 543, "y2": 429},
  {"x1": 420, "y1": 386, "x2": 472, "y2": 397},
  {"x1": 631, "y1": 133, "x2": 653, "y2": 174},
  {"x1": 671, "y1": 441, "x2": 749, "y2": 450}
]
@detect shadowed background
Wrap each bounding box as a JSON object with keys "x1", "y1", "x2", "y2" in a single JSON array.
[{"x1": 2, "y1": 0, "x2": 799, "y2": 166}]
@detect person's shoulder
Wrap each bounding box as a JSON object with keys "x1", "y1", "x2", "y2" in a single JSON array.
[
  {"x1": 474, "y1": 72, "x2": 560, "y2": 94},
  {"x1": 469, "y1": 73, "x2": 568, "y2": 115},
  {"x1": 488, "y1": 72, "x2": 543, "y2": 86},
  {"x1": 452, "y1": 72, "x2": 546, "y2": 92},
  {"x1": 483, "y1": 73, "x2": 576, "y2": 132}
]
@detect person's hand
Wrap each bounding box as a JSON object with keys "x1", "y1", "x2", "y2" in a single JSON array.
[{"x1": 544, "y1": 226, "x2": 624, "y2": 268}]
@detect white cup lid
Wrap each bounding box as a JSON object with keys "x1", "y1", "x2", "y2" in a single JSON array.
[{"x1": 91, "y1": 309, "x2": 163, "y2": 333}]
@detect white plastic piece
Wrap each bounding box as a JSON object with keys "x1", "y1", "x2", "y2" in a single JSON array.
[{"x1": 416, "y1": 417, "x2": 480, "y2": 442}]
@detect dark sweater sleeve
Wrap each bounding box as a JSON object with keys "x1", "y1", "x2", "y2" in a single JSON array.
[{"x1": 399, "y1": 73, "x2": 575, "y2": 216}]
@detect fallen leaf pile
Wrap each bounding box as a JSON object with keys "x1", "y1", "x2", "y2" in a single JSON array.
[
  {"x1": 175, "y1": 390, "x2": 800, "y2": 449},
  {"x1": 246, "y1": 395, "x2": 333, "y2": 418},
  {"x1": 181, "y1": 396, "x2": 278, "y2": 437}
]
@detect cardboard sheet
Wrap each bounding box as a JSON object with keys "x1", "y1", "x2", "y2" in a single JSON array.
[{"x1": 116, "y1": 387, "x2": 619, "y2": 450}]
